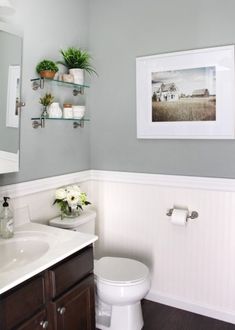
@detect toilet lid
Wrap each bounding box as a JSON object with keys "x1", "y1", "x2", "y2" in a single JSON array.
[{"x1": 94, "y1": 257, "x2": 149, "y2": 284}]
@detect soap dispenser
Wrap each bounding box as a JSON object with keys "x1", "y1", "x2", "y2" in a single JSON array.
[{"x1": 0, "y1": 197, "x2": 14, "y2": 239}]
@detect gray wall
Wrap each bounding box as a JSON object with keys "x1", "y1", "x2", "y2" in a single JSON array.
[
  {"x1": 2, "y1": 0, "x2": 235, "y2": 185},
  {"x1": 0, "y1": 0, "x2": 90, "y2": 185},
  {"x1": 89, "y1": 0, "x2": 235, "y2": 178},
  {"x1": 0, "y1": 31, "x2": 21, "y2": 153}
]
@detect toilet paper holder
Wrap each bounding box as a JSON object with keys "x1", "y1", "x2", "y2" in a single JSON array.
[{"x1": 166, "y1": 208, "x2": 199, "y2": 220}]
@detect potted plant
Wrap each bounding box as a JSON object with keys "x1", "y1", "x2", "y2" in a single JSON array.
[
  {"x1": 36, "y1": 60, "x2": 59, "y2": 79},
  {"x1": 39, "y1": 92, "x2": 54, "y2": 117},
  {"x1": 58, "y1": 47, "x2": 97, "y2": 85}
]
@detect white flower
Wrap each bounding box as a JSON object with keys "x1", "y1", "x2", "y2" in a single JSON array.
[
  {"x1": 55, "y1": 188, "x2": 67, "y2": 200},
  {"x1": 71, "y1": 185, "x2": 81, "y2": 193},
  {"x1": 65, "y1": 185, "x2": 73, "y2": 193},
  {"x1": 65, "y1": 185, "x2": 80, "y2": 194},
  {"x1": 67, "y1": 190, "x2": 80, "y2": 206}
]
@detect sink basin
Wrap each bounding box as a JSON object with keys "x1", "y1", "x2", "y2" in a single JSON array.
[
  {"x1": 0, "y1": 222, "x2": 97, "y2": 295},
  {"x1": 0, "y1": 232, "x2": 51, "y2": 273}
]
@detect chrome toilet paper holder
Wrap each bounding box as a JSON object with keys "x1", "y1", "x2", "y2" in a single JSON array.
[{"x1": 166, "y1": 208, "x2": 199, "y2": 220}]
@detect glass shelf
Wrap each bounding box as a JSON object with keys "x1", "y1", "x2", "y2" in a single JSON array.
[
  {"x1": 30, "y1": 77, "x2": 89, "y2": 95},
  {"x1": 31, "y1": 117, "x2": 90, "y2": 121},
  {"x1": 31, "y1": 117, "x2": 90, "y2": 129},
  {"x1": 30, "y1": 77, "x2": 89, "y2": 89}
]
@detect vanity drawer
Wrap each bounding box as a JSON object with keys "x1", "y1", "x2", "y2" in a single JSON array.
[
  {"x1": 48, "y1": 245, "x2": 93, "y2": 298},
  {"x1": 0, "y1": 275, "x2": 46, "y2": 330},
  {"x1": 16, "y1": 309, "x2": 48, "y2": 330}
]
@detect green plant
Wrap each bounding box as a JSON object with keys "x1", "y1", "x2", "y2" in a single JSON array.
[
  {"x1": 39, "y1": 93, "x2": 54, "y2": 107},
  {"x1": 58, "y1": 47, "x2": 97, "y2": 75},
  {"x1": 36, "y1": 60, "x2": 59, "y2": 73}
]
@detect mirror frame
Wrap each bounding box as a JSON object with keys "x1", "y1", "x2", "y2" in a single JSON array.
[{"x1": 0, "y1": 22, "x2": 23, "y2": 174}]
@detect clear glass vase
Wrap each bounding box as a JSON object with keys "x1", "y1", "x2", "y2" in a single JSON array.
[
  {"x1": 41, "y1": 106, "x2": 48, "y2": 118},
  {"x1": 61, "y1": 206, "x2": 80, "y2": 219}
]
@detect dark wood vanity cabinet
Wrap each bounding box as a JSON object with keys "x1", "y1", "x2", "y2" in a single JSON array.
[{"x1": 0, "y1": 245, "x2": 95, "y2": 330}]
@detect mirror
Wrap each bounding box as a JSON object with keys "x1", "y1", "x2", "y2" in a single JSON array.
[{"x1": 0, "y1": 24, "x2": 22, "y2": 174}]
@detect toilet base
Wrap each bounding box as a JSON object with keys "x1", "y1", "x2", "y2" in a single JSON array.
[{"x1": 96, "y1": 301, "x2": 144, "y2": 330}]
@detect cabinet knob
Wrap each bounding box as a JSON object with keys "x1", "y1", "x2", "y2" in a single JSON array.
[
  {"x1": 40, "y1": 320, "x2": 49, "y2": 329},
  {"x1": 57, "y1": 306, "x2": 66, "y2": 315}
]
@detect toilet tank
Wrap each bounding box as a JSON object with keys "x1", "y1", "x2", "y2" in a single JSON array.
[{"x1": 49, "y1": 209, "x2": 96, "y2": 234}]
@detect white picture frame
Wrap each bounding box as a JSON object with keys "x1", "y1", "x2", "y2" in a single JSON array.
[
  {"x1": 6, "y1": 65, "x2": 20, "y2": 128},
  {"x1": 136, "y1": 45, "x2": 235, "y2": 139}
]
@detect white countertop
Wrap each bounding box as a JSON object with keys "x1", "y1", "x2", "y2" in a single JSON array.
[{"x1": 0, "y1": 222, "x2": 98, "y2": 295}]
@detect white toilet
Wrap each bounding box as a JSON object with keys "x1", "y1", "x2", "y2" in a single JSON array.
[{"x1": 50, "y1": 210, "x2": 151, "y2": 330}]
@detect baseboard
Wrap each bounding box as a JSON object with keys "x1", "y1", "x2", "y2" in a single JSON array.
[{"x1": 146, "y1": 290, "x2": 235, "y2": 324}]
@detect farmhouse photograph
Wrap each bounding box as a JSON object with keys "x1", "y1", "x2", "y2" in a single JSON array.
[{"x1": 152, "y1": 66, "x2": 216, "y2": 122}]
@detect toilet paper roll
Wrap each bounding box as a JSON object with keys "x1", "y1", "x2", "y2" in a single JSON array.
[{"x1": 171, "y1": 208, "x2": 188, "y2": 226}]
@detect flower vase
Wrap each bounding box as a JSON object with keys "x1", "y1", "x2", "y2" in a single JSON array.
[
  {"x1": 41, "y1": 106, "x2": 48, "y2": 118},
  {"x1": 61, "y1": 206, "x2": 80, "y2": 220}
]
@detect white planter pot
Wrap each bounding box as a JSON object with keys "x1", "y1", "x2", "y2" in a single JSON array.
[
  {"x1": 69, "y1": 68, "x2": 84, "y2": 85},
  {"x1": 72, "y1": 105, "x2": 85, "y2": 119},
  {"x1": 48, "y1": 102, "x2": 62, "y2": 118}
]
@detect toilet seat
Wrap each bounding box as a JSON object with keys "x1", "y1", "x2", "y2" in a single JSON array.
[{"x1": 94, "y1": 257, "x2": 149, "y2": 286}]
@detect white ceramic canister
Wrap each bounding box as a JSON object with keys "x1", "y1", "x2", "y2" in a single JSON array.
[
  {"x1": 72, "y1": 105, "x2": 85, "y2": 119},
  {"x1": 69, "y1": 68, "x2": 84, "y2": 85},
  {"x1": 63, "y1": 104, "x2": 73, "y2": 119},
  {"x1": 48, "y1": 102, "x2": 63, "y2": 118},
  {"x1": 62, "y1": 74, "x2": 74, "y2": 83}
]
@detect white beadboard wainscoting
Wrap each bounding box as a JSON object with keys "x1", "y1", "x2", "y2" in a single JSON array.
[
  {"x1": 1, "y1": 170, "x2": 235, "y2": 323},
  {"x1": 90, "y1": 171, "x2": 235, "y2": 324}
]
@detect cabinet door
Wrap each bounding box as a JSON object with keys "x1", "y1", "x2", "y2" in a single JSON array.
[
  {"x1": 0, "y1": 275, "x2": 46, "y2": 330},
  {"x1": 52, "y1": 274, "x2": 95, "y2": 330},
  {"x1": 16, "y1": 310, "x2": 50, "y2": 330}
]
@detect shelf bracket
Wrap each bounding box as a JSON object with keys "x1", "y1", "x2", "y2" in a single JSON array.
[
  {"x1": 73, "y1": 121, "x2": 84, "y2": 128},
  {"x1": 32, "y1": 117, "x2": 45, "y2": 128},
  {"x1": 73, "y1": 87, "x2": 84, "y2": 96},
  {"x1": 32, "y1": 78, "x2": 44, "y2": 91}
]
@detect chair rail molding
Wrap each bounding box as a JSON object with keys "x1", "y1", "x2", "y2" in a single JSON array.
[
  {"x1": 0, "y1": 170, "x2": 90, "y2": 199},
  {"x1": 90, "y1": 170, "x2": 235, "y2": 192},
  {"x1": 1, "y1": 170, "x2": 235, "y2": 199}
]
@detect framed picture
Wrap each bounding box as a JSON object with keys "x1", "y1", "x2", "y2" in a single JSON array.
[
  {"x1": 6, "y1": 65, "x2": 20, "y2": 128},
  {"x1": 136, "y1": 45, "x2": 235, "y2": 139}
]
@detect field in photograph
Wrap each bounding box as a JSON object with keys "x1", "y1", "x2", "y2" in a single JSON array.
[{"x1": 152, "y1": 97, "x2": 216, "y2": 122}]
